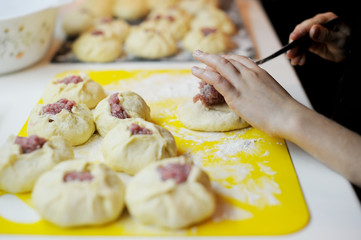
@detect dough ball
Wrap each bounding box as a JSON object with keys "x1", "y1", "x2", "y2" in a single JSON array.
[
  {"x1": 178, "y1": 100, "x2": 249, "y2": 132},
  {"x1": 101, "y1": 118, "x2": 177, "y2": 175},
  {"x1": 125, "y1": 155, "x2": 216, "y2": 229},
  {"x1": 93, "y1": 91, "x2": 151, "y2": 137},
  {"x1": 178, "y1": 0, "x2": 218, "y2": 15},
  {"x1": 146, "y1": 0, "x2": 179, "y2": 9},
  {"x1": 62, "y1": 8, "x2": 95, "y2": 37},
  {"x1": 113, "y1": 0, "x2": 149, "y2": 21},
  {"x1": 32, "y1": 160, "x2": 125, "y2": 228},
  {"x1": 124, "y1": 26, "x2": 178, "y2": 59},
  {"x1": 182, "y1": 27, "x2": 235, "y2": 54},
  {"x1": 141, "y1": 6, "x2": 191, "y2": 40},
  {"x1": 81, "y1": 0, "x2": 114, "y2": 17},
  {"x1": 73, "y1": 30, "x2": 123, "y2": 63},
  {"x1": 42, "y1": 72, "x2": 106, "y2": 109},
  {"x1": 27, "y1": 99, "x2": 95, "y2": 146},
  {"x1": 91, "y1": 17, "x2": 130, "y2": 42},
  {"x1": 191, "y1": 6, "x2": 236, "y2": 35},
  {"x1": 0, "y1": 135, "x2": 73, "y2": 193}
]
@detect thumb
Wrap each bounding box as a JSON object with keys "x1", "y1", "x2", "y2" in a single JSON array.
[{"x1": 309, "y1": 24, "x2": 335, "y2": 44}]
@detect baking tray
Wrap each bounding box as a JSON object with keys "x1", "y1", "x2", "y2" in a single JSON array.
[
  {"x1": 0, "y1": 69, "x2": 309, "y2": 236},
  {"x1": 51, "y1": 1, "x2": 256, "y2": 63}
]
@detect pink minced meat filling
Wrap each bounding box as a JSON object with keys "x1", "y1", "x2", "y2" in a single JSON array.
[
  {"x1": 157, "y1": 163, "x2": 192, "y2": 184},
  {"x1": 63, "y1": 171, "x2": 94, "y2": 182},
  {"x1": 57, "y1": 75, "x2": 83, "y2": 84},
  {"x1": 130, "y1": 123, "x2": 152, "y2": 135},
  {"x1": 108, "y1": 93, "x2": 131, "y2": 119},
  {"x1": 15, "y1": 135, "x2": 47, "y2": 154},
  {"x1": 42, "y1": 98, "x2": 76, "y2": 115},
  {"x1": 193, "y1": 81, "x2": 225, "y2": 107},
  {"x1": 201, "y1": 27, "x2": 217, "y2": 37}
]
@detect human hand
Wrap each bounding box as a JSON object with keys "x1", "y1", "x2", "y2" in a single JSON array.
[
  {"x1": 287, "y1": 12, "x2": 351, "y2": 65},
  {"x1": 191, "y1": 50, "x2": 301, "y2": 137}
]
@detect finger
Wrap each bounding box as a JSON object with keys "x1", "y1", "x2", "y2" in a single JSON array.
[
  {"x1": 309, "y1": 24, "x2": 336, "y2": 44},
  {"x1": 190, "y1": 66, "x2": 236, "y2": 96},
  {"x1": 298, "y1": 54, "x2": 307, "y2": 66},
  {"x1": 222, "y1": 54, "x2": 257, "y2": 69},
  {"x1": 193, "y1": 50, "x2": 241, "y2": 83}
]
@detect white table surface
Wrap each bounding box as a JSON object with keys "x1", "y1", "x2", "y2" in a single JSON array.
[{"x1": 1, "y1": 0, "x2": 361, "y2": 239}]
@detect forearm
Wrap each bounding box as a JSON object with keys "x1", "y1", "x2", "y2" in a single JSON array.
[{"x1": 282, "y1": 102, "x2": 361, "y2": 187}]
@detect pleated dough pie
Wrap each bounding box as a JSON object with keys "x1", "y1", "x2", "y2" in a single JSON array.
[
  {"x1": 73, "y1": 30, "x2": 123, "y2": 62},
  {"x1": 101, "y1": 118, "x2": 177, "y2": 175},
  {"x1": 27, "y1": 100, "x2": 95, "y2": 146},
  {"x1": 113, "y1": 0, "x2": 149, "y2": 21},
  {"x1": 125, "y1": 155, "x2": 216, "y2": 229},
  {"x1": 178, "y1": 0, "x2": 218, "y2": 15},
  {"x1": 191, "y1": 6, "x2": 236, "y2": 35},
  {"x1": 177, "y1": 100, "x2": 249, "y2": 132},
  {"x1": 80, "y1": 0, "x2": 114, "y2": 18},
  {"x1": 91, "y1": 18, "x2": 130, "y2": 42},
  {"x1": 42, "y1": 72, "x2": 106, "y2": 109},
  {"x1": 141, "y1": 6, "x2": 191, "y2": 40},
  {"x1": 93, "y1": 91, "x2": 151, "y2": 137},
  {"x1": 32, "y1": 160, "x2": 125, "y2": 228},
  {"x1": 62, "y1": 8, "x2": 95, "y2": 37},
  {"x1": 182, "y1": 27, "x2": 235, "y2": 54},
  {"x1": 0, "y1": 135, "x2": 73, "y2": 193},
  {"x1": 124, "y1": 26, "x2": 178, "y2": 59}
]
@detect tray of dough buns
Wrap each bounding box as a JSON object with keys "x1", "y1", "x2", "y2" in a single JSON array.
[
  {"x1": 0, "y1": 69, "x2": 309, "y2": 236},
  {"x1": 51, "y1": 0, "x2": 256, "y2": 63}
]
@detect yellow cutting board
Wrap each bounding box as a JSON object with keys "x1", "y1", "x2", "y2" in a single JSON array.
[{"x1": 0, "y1": 69, "x2": 309, "y2": 236}]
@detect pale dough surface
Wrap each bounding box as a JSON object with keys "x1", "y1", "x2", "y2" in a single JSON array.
[
  {"x1": 32, "y1": 160, "x2": 125, "y2": 228},
  {"x1": 183, "y1": 28, "x2": 235, "y2": 54},
  {"x1": 93, "y1": 91, "x2": 151, "y2": 137},
  {"x1": 27, "y1": 102, "x2": 95, "y2": 146},
  {"x1": 113, "y1": 0, "x2": 149, "y2": 21},
  {"x1": 73, "y1": 31, "x2": 123, "y2": 63},
  {"x1": 42, "y1": 72, "x2": 106, "y2": 109},
  {"x1": 178, "y1": 100, "x2": 249, "y2": 132},
  {"x1": 101, "y1": 118, "x2": 177, "y2": 175},
  {"x1": 62, "y1": 8, "x2": 94, "y2": 36},
  {"x1": 125, "y1": 155, "x2": 216, "y2": 229},
  {"x1": 0, "y1": 135, "x2": 73, "y2": 193},
  {"x1": 92, "y1": 18, "x2": 130, "y2": 42},
  {"x1": 124, "y1": 26, "x2": 177, "y2": 59}
]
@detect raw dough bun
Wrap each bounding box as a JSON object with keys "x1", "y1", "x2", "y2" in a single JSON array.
[
  {"x1": 113, "y1": 0, "x2": 149, "y2": 21},
  {"x1": 92, "y1": 18, "x2": 130, "y2": 42},
  {"x1": 125, "y1": 155, "x2": 216, "y2": 229},
  {"x1": 191, "y1": 7, "x2": 236, "y2": 35},
  {"x1": 0, "y1": 135, "x2": 73, "y2": 193},
  {"x1": 42, "y1": 72, "x2": 106, "y2": 109},
  {"x1": 62, "y1": 8, "x2": 95, "y2": 37},
  {"x1": 93, "y1": 91, "x2": 151, "y2": 137},
  {"x1": 27, "y1": 101, "x2": 95, "y2": 146},
  {"x1": 178, "y1": 100, "x2": 249, "y2": 132},
  {"x1": 32, "y1": 160, "x2": 125, "y2": 228},
  {"x1": 141, "y1": 6, "x2": 191, "y2": 40},
  {"x1": 183, "y1": 27, "x2": 235, "y2": 54},
  {"x1": 81, "y1": 0, "x2": 114, "y2": 17},
  {"x1": 124, "y1": 26, "x2": 178, "y2": 59},
  {"x1": 73, "y1": 30, "x2": 123, "y2": 63},
  {"x1": 146, "y1": 0, "x2": 179, "y2": 9},
  {"x1": 178, "y1": 0, "x2": 218, "y2": 15},
  {"x1": 101, "y1": 118, "x2": 177, "y2": 175}
]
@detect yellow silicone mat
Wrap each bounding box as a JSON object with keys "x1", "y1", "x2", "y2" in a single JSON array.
[{"x1": 0, "y1": 69, "x2": 309, "y2": 236}]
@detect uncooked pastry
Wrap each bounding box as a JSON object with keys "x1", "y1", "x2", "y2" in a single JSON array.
[
  {"x1": 27, "y1": 101, "x2": 95, "y2": 146},
  {"x1": 101, "y1": 118, "x2": 177, "y2": 175},
  {"x1": 93, "y1": 91, "x2": 151, "y2": 137},
  {"x1": 124, "y1": 26, "x2": 178, "y2": 59},
  {"x1": 32, "y1": 160, "x2": 125, "y2": 228},
  {"x1": 62, "y1": 8, "x2": 95, "y2": 37},
  {"x1": 73, "y1": 30, "x2": 123, "y2": 63},
  {"x1": 91, "y1": 18, "x2": 130, "y2": 42},
  {"x1": 42, "y1": 72, "x2": 106, "y2": 109},
  {"x1": 113, "y1": 0, "x2": 149, "y2": 21},
  {"x1": 177, "y1": 100, "x2": 249, "y2": 132},
  {"x1": 125, "y1": 155, "x2": 216, "y2": 229},
  {"x1": 182, "y1": 27, "x2": 235, "y2": 54},
  {"x1": 0, "y1": 135, "x2": 73, "y2": 193}
]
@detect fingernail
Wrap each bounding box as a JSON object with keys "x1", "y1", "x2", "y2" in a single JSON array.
[
  {"x1": 191, "y1": 66, "x2": 200, "y2": 74},
  {"x1": 193, "y1": 49, "x2": 203, "y2": 57}
]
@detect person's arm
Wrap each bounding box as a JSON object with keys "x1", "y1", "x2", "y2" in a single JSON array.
[
  {"x1": 286, "y1": 12, "x2": 351, "y2": 65},
  {"x1": 191, "y1": 50, "x2": 361, "y2": 187}
]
